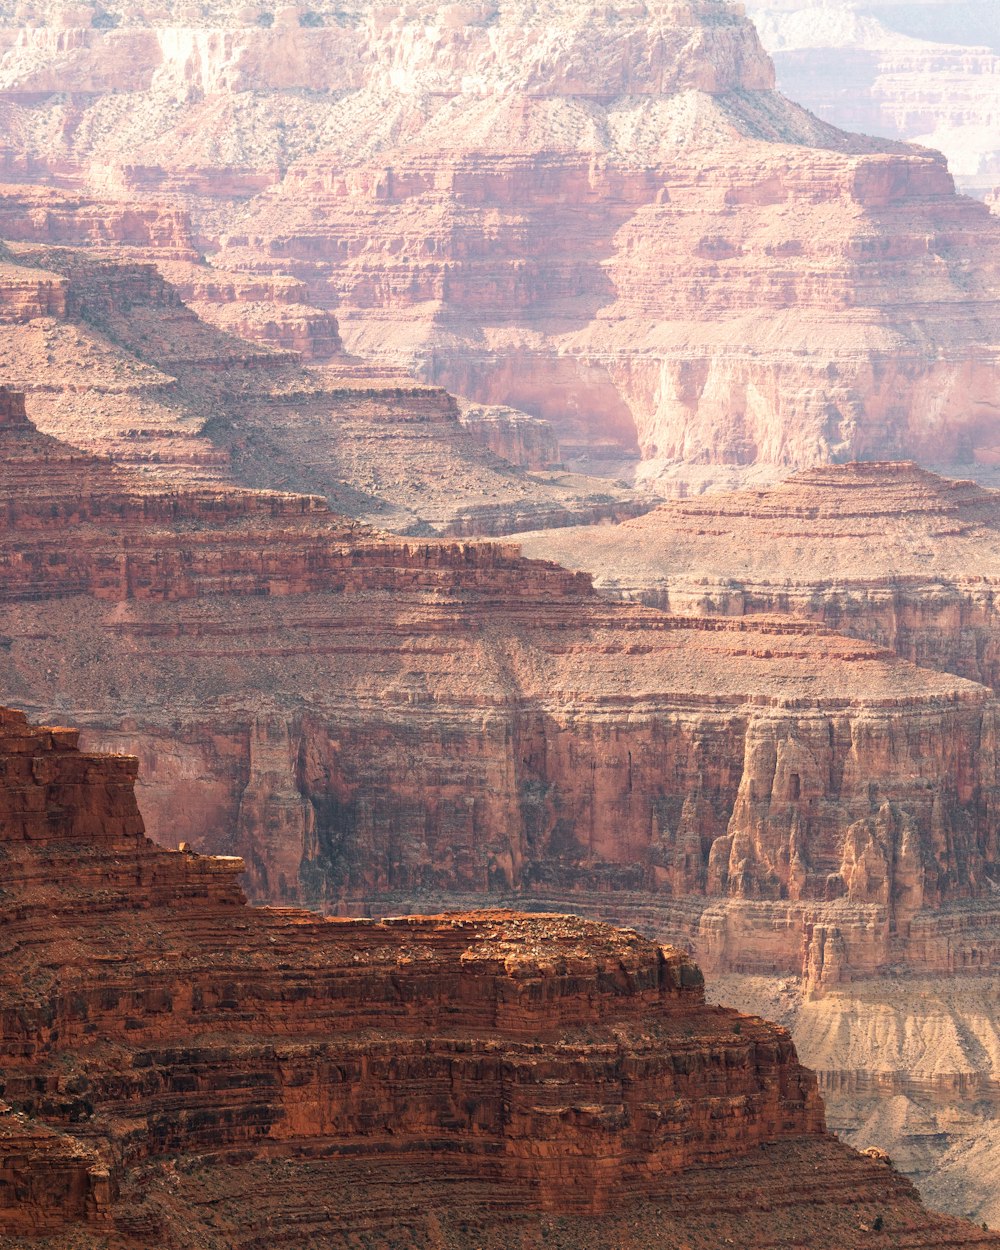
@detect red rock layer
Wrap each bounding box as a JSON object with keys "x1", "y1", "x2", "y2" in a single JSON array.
[
  {"x1": 0, "y1": 702, "x2": 996, "y2": 1250},
  {"x1": 519, "y1": 461, "x2": 1000, "y2": 691},
  {"x1": 0, "y1": 4, "x2": 996, "y2": 475},
  {"x1": 0, "y1": 401, "x2": 999, "y2": 990}
]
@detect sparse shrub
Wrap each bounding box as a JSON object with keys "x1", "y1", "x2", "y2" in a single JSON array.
[
  {"x1": 299, "y1": 9, "x2": 323, "y2": 25},
  {"x1": 91, "y1": 8, "x2": 119, "y2": 27}
]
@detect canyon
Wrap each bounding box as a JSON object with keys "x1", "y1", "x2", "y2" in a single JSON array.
[
  {"x1": 0, "y1": 0, "x2": 996, "y2": 1235},
  {"x1": 0, "y1": 391, "x2": 998, "y2": 996},
  {"x1": 0, "y1": 223, "x2": 637, "y2": 535},
  {"x1": 520, "y1": 464, "x2": 1000, "y2": 1226},
  {"x1": 1, "y1": 700, "x2": 997, "y2": 1249},
  {"x1": 0, "y1": 1, "x2": 994, "y2": 479},
  {"x1": 745, "y1": 0, "x2": 1000, "y2": 199}
]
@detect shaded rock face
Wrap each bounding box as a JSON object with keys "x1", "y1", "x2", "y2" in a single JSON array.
[
  {"x1": 745, "y1": 0, "x2": 1000, "y2": 199},
  {"x1": 2, "y1": 701, "x2": 998, "y2": 1250},
  {"x1": 0, "y1": 236, "x2": 641, "y2": 536},
  {"x1": 1, "y1": 403, "x2": 1000, "y2": 991},
  {"x1": 0, "y1": 4, "x2": 996, "y2": 475},
  {"x1": 518, "y1": 461, "x2": 1000, "y2": 692}
]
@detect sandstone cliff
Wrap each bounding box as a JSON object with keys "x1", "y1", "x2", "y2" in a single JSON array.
[
  {"x1": 0, "y1": 701, "x2": 996, "y2": 1250},
  {"x1": 0, "y1": 398, "x2": 998, "y2": 998},
  {"x1": 0, "y1": 2, "x2": 995, "y2": 478}
]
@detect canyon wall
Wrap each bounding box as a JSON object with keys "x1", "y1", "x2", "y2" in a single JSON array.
[
  {"x1": 3, "y1": 701, "x2": 982, "y2": 1250},
  {"x1": 0, "y1": 3, "x2": 995, "y2": 475},
  {"x1": 517, "y1": 461, "x2": 1000, "y2": 1227},
  {"x1": 745, "y1": 0, "x2": 1000, "y2": 199},
  {"x1": 0, "y1": 234, "x2": 639, "y2": 534},
  {"x1": 0, "y1": 399, "x2": 998, "y2": 999}
]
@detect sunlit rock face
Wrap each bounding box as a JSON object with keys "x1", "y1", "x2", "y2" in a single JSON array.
[
  {"x1": 0, "y1": 2, "x2": 999, "y2": 479},
  {"x1": 745, "y1": 0, "x2": 1000, "y2": 199},
  {"x1": 2, "y1": 701, "x2": 1000, "y2": 1250}
]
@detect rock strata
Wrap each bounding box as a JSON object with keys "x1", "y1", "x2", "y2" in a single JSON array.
[
  {"x1": 518, "y1": 461, "x2": 1000, "y2": 691},
  {"x1": 0, "y1": 233, "x2": 640, "y2": 534},
  {"x1": 0, "y1": 3, "x2": 996, "y2": 476},
  {"x1": 0, "y1": 401, "x2": 998, "y2": 994},
  {"x1": 0, "y1": 701, "x2": 996, "y2": 1250}
]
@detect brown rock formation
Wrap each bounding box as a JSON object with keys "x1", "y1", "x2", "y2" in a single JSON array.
[
  {"x1": 0, "y1": 3, "x2": 995, "y2": 477},
  {"x1": 518, "y1": 461, "x2": 1000, "y2": 691},
  {"x1": 0, "y1": 701, "x2": 996, "y2": 1250},
  {"x1": 0, "y1": 401, "x2": 997, "y2": 994}
]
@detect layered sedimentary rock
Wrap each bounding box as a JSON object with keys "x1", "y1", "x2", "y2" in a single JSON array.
[
  {"x1": 1, "y1": 701, "x2": 997, "y2": 1250},
  {"x1": 0, "y1": 3, "x2": 995, "y2": 475},
  {"x1": 518, "y1": 461, "x2": 1000, "y2": 691},
  {"x1": 745, "y1": 0, "x2": 1000, "y2": 198},
  {"x1": 0, "y1": 396, "x2": 999, "y2": 998},
  {"x1": 0, "y1": 234, "x2": 640, "y2": 533}
]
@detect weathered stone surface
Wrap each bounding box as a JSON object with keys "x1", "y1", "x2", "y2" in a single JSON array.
[
  {"x1": 745, "y1": 0, "x2": 1000, "y2": 199},
  {"x1": 0, "y1": 3, "x2": 996, "y2": 478},
  {"x1": 0, "y1": 236, "x2": 642, "y2": 534},
  {"x1": 519, "y1": 461, "x2": 1000, "y2": 691},
  {"x1": 0, "y1": 701, "x2": 996, "y2": 1250},
  {"x1": 0, "y1": 401, "x2": 997, "y2": 998}
]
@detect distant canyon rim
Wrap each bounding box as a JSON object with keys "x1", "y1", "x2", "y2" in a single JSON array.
[{"x1": 0, "y1": 0, "x2": 998, "y2": 1240}]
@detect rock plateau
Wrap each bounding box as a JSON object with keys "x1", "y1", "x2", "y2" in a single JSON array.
[
  {"x1": 519, "y1": 461, "x2": 1000, "y2": 691},
  {"x1": 0, "y1": 701, "x2": 996, "y2": 1250}
]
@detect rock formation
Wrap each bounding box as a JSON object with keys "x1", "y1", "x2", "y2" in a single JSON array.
[
  {"x1": 0, "y1": 234, "x2": 641, "y2": 534},
  {"x1": 745, "y1": 0, "x2": 1000, "y2": 199},
  {"x1": 518, "y1": 461, "x2": 1000, "y2": 691},
  {"x1": 518, "y1": 462, "x2": 1000, "y2": 1227},
  {"x1": 0, "y1": 2, "x2": 996, "y2": 478},
  {"x1": 0, "y1": 397, "x2": 998, "y2": 1000},
  {"x1": 0, "y1": 700, "x2": 996, "y2": 1250}
]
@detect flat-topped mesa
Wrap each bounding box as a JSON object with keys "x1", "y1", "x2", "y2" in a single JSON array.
[{"x1": 518, "y1": 460, "x2": 1000, "y2": 691}]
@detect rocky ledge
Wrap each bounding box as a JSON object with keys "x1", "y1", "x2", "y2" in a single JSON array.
[
  {"x1": 519, "y1": 461, "x2": 1000, "y2": 691},
  {"x1": 1, "y1": 403, "x2": 1000, "y2": 994},
  {"x1": 0, "y1": 702, "x2": 996, "y2": 1250}
]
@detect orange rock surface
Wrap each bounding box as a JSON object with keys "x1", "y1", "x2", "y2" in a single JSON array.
[
  {"x1": 0, "y1": 701, "x2": 996, "y2": 1250},
  {"x1": 519, "y1": 461, "x2": 1000, "y2": 690},
  {"x1": 0, "y1": 396, "x2": 997, "y2": 994},
  {"x1": 0, "y1": 3, "x2": 995, "y2": 478}
]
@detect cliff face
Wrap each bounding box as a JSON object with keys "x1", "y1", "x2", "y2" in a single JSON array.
[
  {"x1": 0, "y1": 400, "x2": 998, "y2": 994},
  {"x1": 2, "y1": 701, "x2": 997, "y2": 1250},
  {"x1": 0, "y1": 235, "x2": 640, "y2": 534},
  {"x1": 745, "y1": 0, "x2": 1000, "y2": 199},
  {"x1": 518, "y1": 461, "x2": 1000, "y2": 692},
  {"x1": 0, "y1": 3, "x2": 996, "y2": 476}
]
